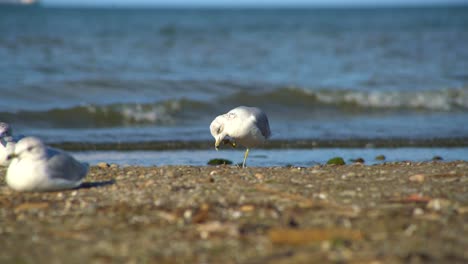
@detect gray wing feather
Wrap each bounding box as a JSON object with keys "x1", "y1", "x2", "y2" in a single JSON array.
[
  {"x1": 255, "y1": 111, "x2": 271, "y2": 139},
  {"x1": 248, "y1": 107, "x2": 271, "y2": 139},
  {"x1": 46, "y1": 148, "x2": 89, "y2": 182}
]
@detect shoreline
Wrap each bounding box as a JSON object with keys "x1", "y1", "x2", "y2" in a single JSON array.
[
  {"x1": 1, "y1": 161, "x2": 467, "y2": 262},
  {"x1": 49, "y1": 137, "x2": 468, "y2": 151}
]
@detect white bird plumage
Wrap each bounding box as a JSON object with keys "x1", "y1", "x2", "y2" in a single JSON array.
[
  {"x1": 6, "y1": 137, "x2": 89, "y2": 192},
  {"x1": 210, "y1": 106, "x2": 271, "y2": 167},
  {"x1": 0, "y1": 122, "x2": 22, "y2": 167}
]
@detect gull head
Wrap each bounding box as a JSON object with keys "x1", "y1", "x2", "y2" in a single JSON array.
[
  {"x1": 210, "y1": 116, "x2": 227, "y2": 150},
  {"x1": 7, "y1": 137, "x2": 47, "y2": 161},
  {"x1": 0, "y1": 122, "x2": 12, "y2": 138}
]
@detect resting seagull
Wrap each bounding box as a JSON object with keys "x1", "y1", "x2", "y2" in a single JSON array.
[
  {"x1": 0, "y1": 122, "x2": 23, "y2": 166},
  {"x1": 210, "y1": 106, "x2": 271, "y2": 167},
  {"x1": 6, "y1": 137, "x2": 89, "y2": 192}
]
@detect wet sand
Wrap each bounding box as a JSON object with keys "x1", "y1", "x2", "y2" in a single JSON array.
[{"x1": 1, "y1": 161, "x2": 467, "y2": 263}]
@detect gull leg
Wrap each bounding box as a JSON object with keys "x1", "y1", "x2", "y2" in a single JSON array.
[{"x1": 242, "y1": 148, "x2": 250, "y2": 168}]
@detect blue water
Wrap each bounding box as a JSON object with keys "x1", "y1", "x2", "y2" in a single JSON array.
[
  {"x1": 1, "y1": 6, "x2": 468, "y2": 144},
  {"x1": 72, "y1": 147, "x2": 468, "y2": 167}
]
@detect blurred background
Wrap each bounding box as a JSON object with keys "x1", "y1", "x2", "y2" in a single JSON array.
[{"x1": 0, "y1": 0, "x2": 467, "y2": 165}]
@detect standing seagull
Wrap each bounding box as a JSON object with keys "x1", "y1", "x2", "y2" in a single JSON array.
[
  {"x1": 6, "y1": 137, "x2": 89, "y2": 192},
  {"x1": 0, "y1": 122, "x2": 22, "y2": 166},
  {"x1": 210, "y1": 106, "x2": 271, "y2": 167}
]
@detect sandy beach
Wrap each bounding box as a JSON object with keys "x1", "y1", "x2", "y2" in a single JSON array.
[{"x1": 1, "y1": 161, "x2": 467, "y2": 263}]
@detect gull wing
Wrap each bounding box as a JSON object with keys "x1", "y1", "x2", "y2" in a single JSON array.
[{"x1": 46, "y1": 148, "x2": 89, "y2": 182}]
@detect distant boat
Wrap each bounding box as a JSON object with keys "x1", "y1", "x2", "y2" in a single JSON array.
[{"x1": 0, "y1": 0, "x2": 39, "y2": 5}]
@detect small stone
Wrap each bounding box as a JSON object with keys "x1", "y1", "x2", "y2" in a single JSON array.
[
  {"x1": 144, "y1": 180, "x2": 154, "y2": 187},
  {"x1": 456, "y1": 206, "x2": 468, "y2": 214},
  {"x1": 317, "y1": 193, "x2": 327, "y2": 200},
  {"x1": 183, "y1": 210, "x2": 192, "y2": 219},
  {"x1": 409, "y1": 174, "x2": 425, "y2": 183},
  {"x1": 413, "y1": 208, "x2": 424, "y2": 216},
  {"x1": 426, "y1": 198, "x2": 451, "y2": 211},
  {"x1": 97, "y1": 162, "x2": 110, "y2": 168},
  {"x1": 350, "y1": 158, "x2": 365, "y2": 163},
  {"x1": 432, "y1": 156, "x2": 443, "y2": 161},
  {"x1": 209, "y1": 170, "x2": 218, "y2": 176},
  {"x1": 240, "y1": 205, "x2": 255, "y2": 212},
  {"x1": 254, "y1": 173, "x2": 264, "y2": 180},
  {"x1": 326, "y1": 157, "x2": 345, "y2": 165},
  {"x1": 232, "y1": 211, "x2": 242, "y2": 219},
  {"x1": 375, "y1": 155, "x2": 386, "y2": 161},
  {"x1": 340, "y1": 190, "x2": 357, "y2": 197},
  {"x1": 110, "y1": 163, "x2": 119, "y2": 168}
]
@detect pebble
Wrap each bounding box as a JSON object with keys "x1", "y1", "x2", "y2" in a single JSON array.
[
  {"x1": 254, "y1": 173, "x2": 264, "y2": 180},
  {"x1": 375, "y1": 155, "x2": 386, "y2": 161},
  {"x1": 317, "y1": 193, "x2": 327, "y2": 200},
  {"x1": 183, "y1": 210, "x2": 192, "y2": 219},
  {"x1": 97, "y1": 162, "x2": 110, "y2": 168},
  {"x1": 426, "y1": 198, "x2": 451, "y2": 211},
  {"x1": 240, "y1": 205, "x2": 255, "y2": 212},
  {"x1": 409, "y1": 174, "x2": 425, "y2": 183},
  {"x1": 413, "y1": 208, "x2": 424, "y2": 216},
  {"x1": 340, "y1": 190, "x2": 357, "y2": 197},
  {"x1": 456, "y1": 206, "x2": 468, "y2": 214}
]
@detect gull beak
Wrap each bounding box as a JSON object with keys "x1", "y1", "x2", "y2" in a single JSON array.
[{"x1": 215, "y1": 138, "x2": 221, "y2": 151}]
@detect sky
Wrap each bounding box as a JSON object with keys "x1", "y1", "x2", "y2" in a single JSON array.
[{"x1": 41, "y1": 0, "x2": 468, "y2": 8}]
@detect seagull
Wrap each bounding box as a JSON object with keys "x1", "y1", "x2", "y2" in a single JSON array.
[
  {"x1": 210, "y1": 106, "x2": 271, "y2": 167},
  {"x1": 0, "y1": 122, "x2": 22, "y2": 167},
  {"x1": 6, "y1": 137, "x2": 89, "y2": 192}
]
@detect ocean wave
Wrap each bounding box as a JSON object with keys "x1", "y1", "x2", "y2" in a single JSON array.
[
  {"x1": 0, "y1": 99, "x2": 211, "y2": 128},
  {"x1": 224, "y1": 86, "x2": 468, "y2": 111},
  {"x1": 1, "y1": 87, "x2": 467, "y2": 129}
]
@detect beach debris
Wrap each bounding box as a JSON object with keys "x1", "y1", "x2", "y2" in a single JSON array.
[
  {"x1": 390, "y1": 194, "x2": 431, "y2": 204},
  {"x1": 375, "y1": 155, "x2": 386, "y2": 161},
  {"x1": 403, "y1": 224, "x2": 418, "y2": 236},
  {"x1": 192, "y1": 203, "x2": 210, "y2": 223},
  {"x1": 426, "y1": 198, "x2": 451, "y2": 211},
  {"x1": 14, "y1": 202, "x2": 49, "y2": 213},
  {"x1": 413, "y1": 208, "x2": 424, "y2": 216},
  {"x1": 240, "y1": 204, "x2": 255, "y2": 212},
  {"x1": 97, "y1": 162, "x2": 110, "y2": 168},
  {"x1": 456, "y1": 206, "x2": 468, "y2": 214},
  {"x1": 268, "y1": 228, "x2": 363, "y2": 245},
  {"x1": 409, "y1": 174, "x2": 425, "y2": 183},
  {"x1": 197, "y1": 221, "x2": 239, "y2": 239},
  {"x1": 327, "y1": 157, "x2": 345, "y2": 165},
  {"x1": 349, "y1": 158, "x2": 365, "y2": 163},
  {"x1": 207, "y1": 158, "x2": 233, "y2": 166},
  {"x1": 254, "y1": 173, "x2": 264, "y2": 180}
]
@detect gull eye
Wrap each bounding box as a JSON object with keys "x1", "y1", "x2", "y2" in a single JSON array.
[{"x1": 27, "y1": 146, "x2": 34, "y2": 151}]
